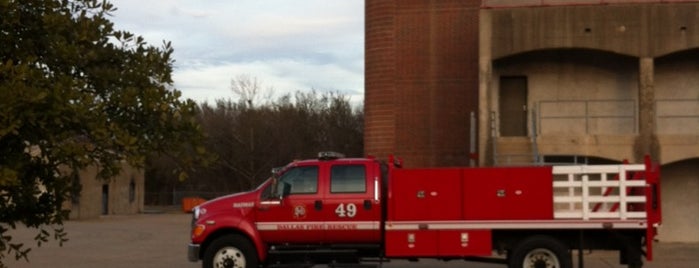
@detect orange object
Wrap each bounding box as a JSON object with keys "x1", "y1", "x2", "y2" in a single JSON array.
[{"x1": 182, "y1": 197, "x2": 207, "y2": 213}]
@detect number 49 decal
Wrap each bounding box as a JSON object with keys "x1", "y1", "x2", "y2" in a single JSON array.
[{"x1": 335, "y1": 203, "x2": 357, "y2": 218}]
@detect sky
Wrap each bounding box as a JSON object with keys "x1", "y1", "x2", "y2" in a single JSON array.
[{"x1": 109, "y1": 0, "x2": 365, "y2": 104}]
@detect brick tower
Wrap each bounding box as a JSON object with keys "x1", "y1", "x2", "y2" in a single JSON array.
[{"x1": 364, "y1": 0, "x2": 481, "y2": 167}]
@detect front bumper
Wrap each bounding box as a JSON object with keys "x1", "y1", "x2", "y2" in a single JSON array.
[{"x1": 187, "y1": 243, "x2": 201, "y2": 262}]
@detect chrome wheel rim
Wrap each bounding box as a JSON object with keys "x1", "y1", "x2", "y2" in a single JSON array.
[
  {"x1": 213, "y1": 246, "x2": 246, "y2": 268},
  {"x1": 522, "y1": 248, "x2": 560, "y2": 268}
]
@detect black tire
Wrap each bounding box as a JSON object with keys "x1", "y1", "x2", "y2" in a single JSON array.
[
  {"x1": 508, "y1": 235, "x2": 572, "y2": 268},
  {"x1": 203, "y1": 234, "x2": 258, "y2": 268}
]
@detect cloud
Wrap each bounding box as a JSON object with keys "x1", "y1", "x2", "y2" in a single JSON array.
[
  {"x1": 110, "y1": 0, "x2": 364, "y2": 104},
  {"x1": 175, "y1": 57, "x2": 364, "y2": 105}
]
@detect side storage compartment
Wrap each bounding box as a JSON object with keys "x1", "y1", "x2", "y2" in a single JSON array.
[
  {"x1": 385, "y1": 230, "x2": 438, "y2": 257},
  {"x1": 437, "y1": 230, "x2": 492, "y2": 256},
  {"x1": 462, "y1": 167, "x2": 554, "y2": 220},
  {"x1": 384, "y1": 230, "x2": 492, "y2": 257},
  {"x1": 386, "y1": 168, "x2": 494, "y2": 258},
  {"x1": 389, "y1": 168, "x2": 462, "y2": 221}
]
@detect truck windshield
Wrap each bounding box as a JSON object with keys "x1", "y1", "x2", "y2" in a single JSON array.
[{"x1": 275, "y1": 166, "x2": 319, "y2": 196}]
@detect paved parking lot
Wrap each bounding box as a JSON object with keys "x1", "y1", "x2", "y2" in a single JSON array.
[{"x1": 4, "y1": 210, "x2": 698, "y2": 268}]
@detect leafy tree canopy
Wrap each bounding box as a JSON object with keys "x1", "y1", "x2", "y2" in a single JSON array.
[{"x1": 0, "y1": 0, "x2": 205, "y2": 264}]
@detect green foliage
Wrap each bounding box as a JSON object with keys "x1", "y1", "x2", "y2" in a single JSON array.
[{"x1": 0, "y1": 0, "x2": 205, "y2": 265}]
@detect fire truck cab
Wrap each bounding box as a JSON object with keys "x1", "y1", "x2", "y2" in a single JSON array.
[{"x1": 188, "y1": 152, "x2": 661, "y2": 268}]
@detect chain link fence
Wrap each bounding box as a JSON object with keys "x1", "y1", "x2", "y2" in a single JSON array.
[{"x1": 145, "y1": 191, "x2": 232, "y2": 206}]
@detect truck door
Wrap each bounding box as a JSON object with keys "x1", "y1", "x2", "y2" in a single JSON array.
[
  {"x1": 256, "y1": 165, "x2": 326, "y2": 243},
  {"x1": 322, "y1": 162, "x2": 382, "y2": 243}
]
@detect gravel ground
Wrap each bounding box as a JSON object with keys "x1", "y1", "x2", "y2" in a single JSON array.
[{"x1": 3, "y1": 210, "x2": 697, "y2": 268}]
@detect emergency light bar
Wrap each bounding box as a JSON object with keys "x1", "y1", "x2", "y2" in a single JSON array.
[{"x1": 318, "y1": 151, "x2": 345, "y2": 160}]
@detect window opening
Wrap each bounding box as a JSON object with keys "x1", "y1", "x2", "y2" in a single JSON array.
[{"x1": 330, "y1": 165, "x2": 367, "y2": 193}]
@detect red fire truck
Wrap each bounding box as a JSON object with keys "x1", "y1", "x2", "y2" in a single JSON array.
[{"x1": 187, "y1": 152, "x2": 661, "y2": 268}]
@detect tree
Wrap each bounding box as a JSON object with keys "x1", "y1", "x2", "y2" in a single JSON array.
[
  {"x1": 168, "y1": 88, "x2": 364, "y2": 198},
  {"x1": 230, "y1": 74, "x2": 272, "y2": 108},
  {"x1": 0, "y1": 0, "x2": 205, "y2": 265}
]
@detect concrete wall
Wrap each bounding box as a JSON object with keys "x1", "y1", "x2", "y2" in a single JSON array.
[
  {"x1": 486, "y1": 3, "x2": 699, "y2": 59},
  {"x1": 658, "y1": 159, "x2": 699, "y2": 242},
  {"x1": 479, "y1": 3, "x2": 699, "y2": 242},
  {"x1": 67, "y1": 164, "x2": 144, "y2": 220},
  {"x1": 108, "y1": 166, "x2": 145, "y2": 215},
  {"x1": 494, "y1": 50, "x2": 638, "y2": 136},
  {"x1": 480, "y1": 2, "x2": 699, "y2": 165}
]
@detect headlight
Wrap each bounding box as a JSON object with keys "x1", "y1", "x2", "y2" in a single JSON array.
[
  {"x1": 193, "y1": 206, "x2": 201, "y2": 220},
  {"x1": 191, "y1": 206, "x2": 201, "y2": 231}
]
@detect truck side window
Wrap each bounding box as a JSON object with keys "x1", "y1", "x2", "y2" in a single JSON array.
[
  {"x1": 277, "y1": 166, "x2": 318, "y2": 195},
  {"x1": 330, "y1": 165, "x2": 366, "y2": 193}
]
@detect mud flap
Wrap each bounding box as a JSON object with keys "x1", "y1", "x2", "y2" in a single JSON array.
[{"x1": 619, "y1": 234, "x2": 643, "y2": 268}]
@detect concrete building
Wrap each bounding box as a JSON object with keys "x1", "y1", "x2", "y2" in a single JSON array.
[
  {"x1": 65, "y1": 164, "x2": 145, "y2": 219},
  {"x1": 365, "y1": 0, "x2": 699, "y2": 242}
]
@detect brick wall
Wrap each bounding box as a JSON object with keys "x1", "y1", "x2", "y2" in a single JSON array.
[
  {"x1": 365, "y1": 0, "x2": 397, "y2": 161},
  {"x1": 365, "y1": 0, "x2": 480, "y2": 167},
  {"x1": 482, "y1": 0, "x2": 699, "y2": 8}
]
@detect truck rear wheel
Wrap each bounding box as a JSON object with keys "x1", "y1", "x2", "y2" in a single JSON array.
[
  {"x1": 203, "y1": 234, "x2": 258, "y2": 268},
  {"x1": 508, "y1": 236, "x2": 572, "y2": 268}
]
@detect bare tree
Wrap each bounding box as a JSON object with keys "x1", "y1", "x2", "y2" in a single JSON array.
[
  {"x1": 147, "y1": 84, "x2": 364, "y2": 200},
  {"x1": 230, "y1": 74, "x2": 272, "y2": 108}
]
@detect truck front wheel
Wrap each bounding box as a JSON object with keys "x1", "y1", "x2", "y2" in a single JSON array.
[
  {"x1": 508, "y1": 236, "x2": 572, "y2": 268},
  {"x1": 203, "y1": 234, "x2": 258, "y2": 268}
]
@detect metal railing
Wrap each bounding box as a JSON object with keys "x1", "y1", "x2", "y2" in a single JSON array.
[
  {"x1": 491, "y1": 110, "x2": 540, "y2": 166},
  {"x1": 552, "y1": 164, "x2": 647, "y2": 220},
  {"x1": 491, "y1": 111, "x2": 499, "y2": 165},
  {"x1": 656, "y1": 99, "x2": 699, "y2": 134},
  {"x1": 146, "y1": 191, "x2": 231, "y2": 206},
  {"x1": 537, "y1": 99, "x2": 637, "y2": 135}
]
